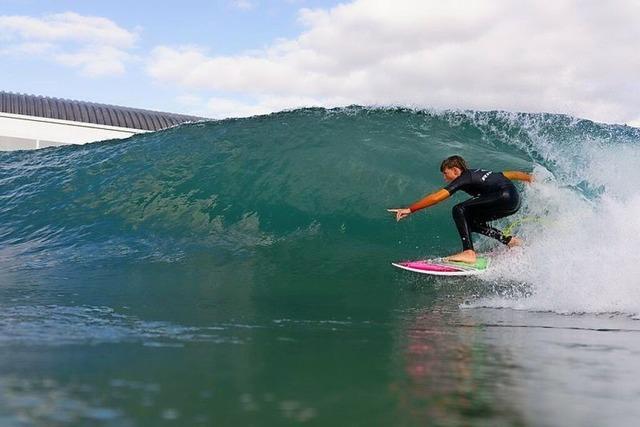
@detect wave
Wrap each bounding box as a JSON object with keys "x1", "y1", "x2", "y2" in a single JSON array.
[{"x1": 1, "y1": 106, "x2": 638, "y2": 314}]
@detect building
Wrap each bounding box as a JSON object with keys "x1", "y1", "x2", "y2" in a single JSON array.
[{"x1": 0, "y1": 91, "x2": 205, "y2": 150}]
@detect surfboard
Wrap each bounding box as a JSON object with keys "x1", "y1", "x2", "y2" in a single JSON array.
[{"x1": 392, "y1": 256, "x2": 490, "y2": 276}]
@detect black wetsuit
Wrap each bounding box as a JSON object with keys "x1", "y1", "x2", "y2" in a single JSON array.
[{"x1": 444, "y1": 169, "x2": 521, "y2": 251}]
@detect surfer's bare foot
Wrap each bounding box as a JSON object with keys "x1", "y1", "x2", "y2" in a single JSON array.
[
  {"x1": 445, "y1": 250, "x2": 477, "y2": 263},
  {"x1": 508, "y1": 237, "x2": 523, "y2": 248}
]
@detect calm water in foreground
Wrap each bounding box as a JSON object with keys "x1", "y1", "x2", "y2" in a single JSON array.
[{"x1": 1, "y1": 256, "x2": 638, "y2": 427}]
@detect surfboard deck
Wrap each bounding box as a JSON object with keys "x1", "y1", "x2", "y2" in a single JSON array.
[{"x1": 392, "y1": 256, "x2": 490, "y2": 276}]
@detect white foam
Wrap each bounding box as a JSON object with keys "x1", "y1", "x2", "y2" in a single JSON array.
[{"x1": 473, "y1": 119, "x2": 640, "y2": 315}]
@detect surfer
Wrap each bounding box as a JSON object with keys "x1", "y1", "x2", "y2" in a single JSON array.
[{"x1": 388, "y1": 155, "x2": 533, "y2": 263}]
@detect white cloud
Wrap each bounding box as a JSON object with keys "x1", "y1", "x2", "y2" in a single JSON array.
[
  {"x1": 54, "y1": 46, "x2": 134, "y2": 77},
  {"x1": 147, "y1": 0, "x2": 640, "y2": 124},
  {"x1": 0, "y1": 12, "x2": 139, "y2": 76},
  {"x1": 0, "y1": 42, "x2": 54, "y2": 56},
  {"x1": 205, "y1": 97, "x2": 268, "y2": 118}
]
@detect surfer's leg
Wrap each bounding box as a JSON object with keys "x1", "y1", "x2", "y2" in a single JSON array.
[
  {"x1": 450, "y1": 189, "x2": 519, "y2": 259},
  {"x1": 452, "y1": 195, "x2": 509, "y2": 250},
  {"x1": 472, "y1": 220, "x2": 524, "y2": 248},
  {"x1": 470, "y1": 221, "x2": 513, "y2": 245},
  {"x1": 448, "y1": 188, "x2": 521, "y2": 262},
  {"x1": 451, "y1": 202, "x2": 474, "y2": 251},
  {"x1": 464, "y1": 187, "x2": 521, "y2": 246},
  {"x1": 447, "y1": 202, "x2": 478, "y2": 263}
]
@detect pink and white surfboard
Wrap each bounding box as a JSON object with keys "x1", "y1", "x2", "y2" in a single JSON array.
[{"x1": 392, "y1": 257, "x2": 490, "y2": 276}]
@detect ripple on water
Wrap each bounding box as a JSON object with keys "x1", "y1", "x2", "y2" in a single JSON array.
[{"x1": 0, "y1": 304, "x2": 243, "y2": 346}]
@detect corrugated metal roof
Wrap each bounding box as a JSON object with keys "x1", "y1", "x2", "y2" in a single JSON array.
[{"x1": 0, "y1": 91, "x2": 205, "y2": 131}]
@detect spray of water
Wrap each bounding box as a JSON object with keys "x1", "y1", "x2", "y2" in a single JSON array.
[{"x1": 473, "y1": 117, "x2": 640, "y2": 315}]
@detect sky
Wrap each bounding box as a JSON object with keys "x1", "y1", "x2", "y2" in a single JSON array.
[{"x1": 1, "y1": 0, "x2": 639, "y2": 125}]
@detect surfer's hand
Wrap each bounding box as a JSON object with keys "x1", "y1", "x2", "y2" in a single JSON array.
[{"x1": 387, "y1": 208, "x2": 411, "y2": 221}]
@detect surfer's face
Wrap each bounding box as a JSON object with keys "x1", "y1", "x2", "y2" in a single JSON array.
[{"x1": 442, "y1": 167, "x2": 461, "y2": 182}]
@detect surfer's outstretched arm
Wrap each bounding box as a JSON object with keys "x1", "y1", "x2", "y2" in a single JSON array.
[
  {"x1": 503, "y1": 171, "x2": 533, "y2": 183},
  {"x1": 387, "y1": 189, "x2": 450, "y2": 221},
  {"x1": 408, "y1": 189, "x2": 450, "y2": 212}
]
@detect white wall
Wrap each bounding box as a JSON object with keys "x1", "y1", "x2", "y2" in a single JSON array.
[{"x1": 0, "y1": 112, "x2": 146, "y2": 150}]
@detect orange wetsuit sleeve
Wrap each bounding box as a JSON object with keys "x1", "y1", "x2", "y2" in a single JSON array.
[
  {"x1": 408, "y1": 189, "x2": 450, "y2": 213},
  {"x1": 503, "y1": 171, "x2": 533, "y2": 182}
]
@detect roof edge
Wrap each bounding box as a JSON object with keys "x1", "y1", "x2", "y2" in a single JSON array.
[{"x1": 0, "y1": 91, "x2": 208, "y2": 132}]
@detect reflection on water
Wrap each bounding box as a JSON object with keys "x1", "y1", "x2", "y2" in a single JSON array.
[
  {"x1": 464, "y1": 308, "x2": 640, "y2": 427},
  {"x1": 391, "y1": 303, "x2": 522, "y2": 426},
  {"x1": 390, "y1": 282, "x2": 640, "y2": 427}
]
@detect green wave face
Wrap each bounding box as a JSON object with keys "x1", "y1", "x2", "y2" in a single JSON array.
[{"x1": 0, "y1": 107, "x2": 637, "y2": 277}]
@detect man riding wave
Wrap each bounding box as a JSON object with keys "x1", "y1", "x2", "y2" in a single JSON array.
[{"x1": 388, "y1": 155, "x2": 533, "y2": 263}]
